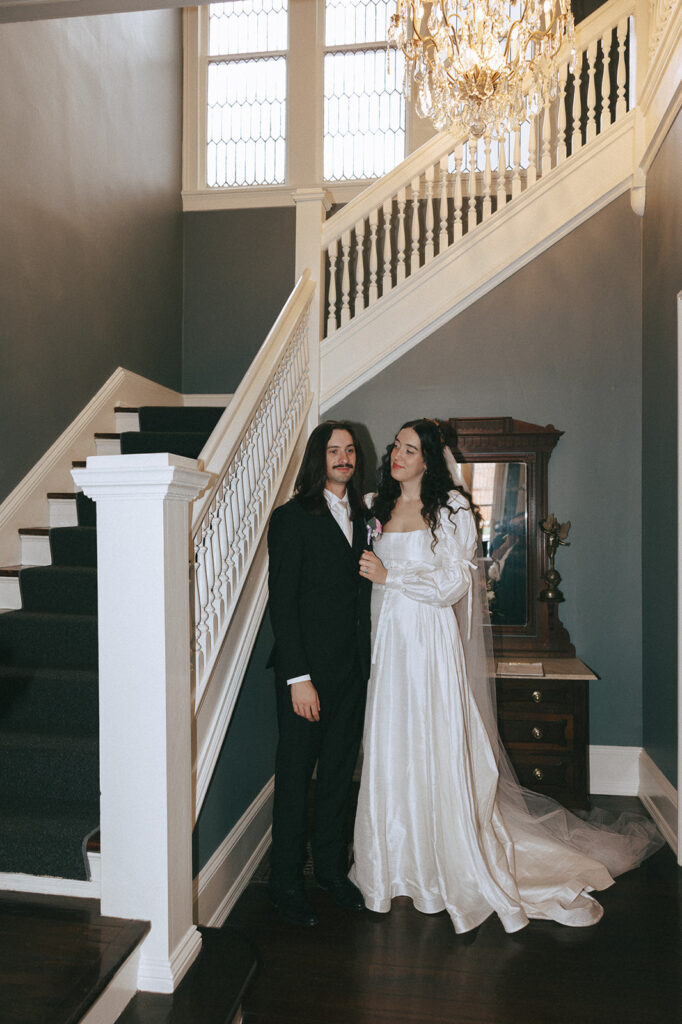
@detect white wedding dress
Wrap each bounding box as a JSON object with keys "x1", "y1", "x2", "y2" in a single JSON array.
[{"x1": 350, "y1": 491, "x2": 660, "y2": 933}]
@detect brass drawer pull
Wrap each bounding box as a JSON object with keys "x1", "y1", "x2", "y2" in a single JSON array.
[
  {"x1": 533, "y1": 768, "x2": 544, "y2": 781},
  {"x1": 531, "y1": 726, "x2": 543, "y2": 740},
  {"x1": 531, "y1": 690, "x2": 543, "y2": 703}
]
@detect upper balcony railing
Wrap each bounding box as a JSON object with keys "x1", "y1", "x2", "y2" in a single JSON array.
[{"x1": 322, "y1": 0, "x2": 635, "y2": 339}]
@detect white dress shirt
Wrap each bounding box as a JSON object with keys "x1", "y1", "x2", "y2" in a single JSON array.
[{"x1": 287, "y1": 489, "x2": 352, "y2": 686}]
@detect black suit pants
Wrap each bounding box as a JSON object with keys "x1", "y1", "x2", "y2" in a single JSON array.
[{"x1": 270, "y1": 663, "x2": 366, "y2": 891}]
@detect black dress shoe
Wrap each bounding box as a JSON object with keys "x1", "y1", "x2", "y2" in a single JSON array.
[
  {"x1": 269, "y1": 885, "x2": 319, "y2": 927},
  {"x1": 315, "y1": 875, "x2": 365, "y2": 911}
]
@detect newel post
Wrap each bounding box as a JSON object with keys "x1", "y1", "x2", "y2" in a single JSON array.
[
  {"x1": 72, "y1": 453, "x2": 210, "y2": 994},
  {"x1": 293, "y1": 186, "x2": 330, "y2": 430}
]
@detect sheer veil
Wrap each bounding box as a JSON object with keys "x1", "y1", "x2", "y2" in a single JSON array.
[{"x1": 443, "y1": 445, "x2": 663, "y2": 878}]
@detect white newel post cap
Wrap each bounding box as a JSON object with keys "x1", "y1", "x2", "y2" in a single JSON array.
[
  {"x1": 71, "y1": 452, "x2": 210, "y2": 994},
  {"x1": 71, "y1": 452, "x2": 211, "y2": 503}
]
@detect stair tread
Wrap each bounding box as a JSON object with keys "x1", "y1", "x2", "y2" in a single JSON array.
[
  {"x1": 0, "y1": 566, "x2": 23, "y2": 576},
  {"x1": 0, "y1": 891, "x2": 149, "y2": 1024},
  {"x1": 114, "y1": 405, "x2": 139, "y2": 412},
  {"x1": 18, "y1": 527, "x2": 50, "y2": 536},
  {"x1": 94, "y1": 432, "x2": 121, "y2": 439},
  {"x1": 47, "y1": 492, "x2": 77, "y2": 500}
]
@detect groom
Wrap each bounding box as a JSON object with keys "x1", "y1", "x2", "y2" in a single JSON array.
[{"x1": 267, "y1": 420, "x2": 371, "y2": 926}]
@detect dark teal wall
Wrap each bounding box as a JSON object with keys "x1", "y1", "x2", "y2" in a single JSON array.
[
  {"x1": 0, "y1": 12, "x2": 184, "y2": 503},
  {"x1": 642, "y1": 110, "x2": 682, "y2": 787},
  {"x1": 193, "y1": 613, "x2": 278, "y2": 873},
  {"x1": 182, "y1": 208, "x2": 297, "y2": 393},
  {"x1": 330, "y1": 193, "x2": 643, "y2": 747}
]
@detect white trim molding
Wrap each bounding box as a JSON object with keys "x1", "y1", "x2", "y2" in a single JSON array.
[
  {"x1": 195, "y1": 777, "x2": 274, "y2": 928},
  {"x1": 0, "y1": 871, "x2": 99, "y2": 898},
  {"x1": 639, "y1": 749, "x2": 679, "y2": 858}
]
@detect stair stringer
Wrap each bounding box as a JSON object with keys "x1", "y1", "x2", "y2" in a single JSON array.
[
  {"x1": 320, "y1": 113, "x2": 636, "y2": 411},
  {"x1": 0, "y1": 368, "x2": 184, "y2": 569}
]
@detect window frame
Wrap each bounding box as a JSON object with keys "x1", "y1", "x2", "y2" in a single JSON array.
[{"x1": 182, "y1": 2, "x2": 428, "y2": 212}]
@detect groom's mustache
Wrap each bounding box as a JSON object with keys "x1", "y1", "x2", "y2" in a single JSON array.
[{"x1": 333, "y1": 463, "x2": 353, "y2": 469}]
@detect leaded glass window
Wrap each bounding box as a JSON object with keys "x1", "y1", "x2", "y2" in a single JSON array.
[
  {"x1": 206, "y1": 0, "x2": 288, "y2": 188},
  {"x1": 323, "y1": 0, "x2": 406, "y2": 182}
]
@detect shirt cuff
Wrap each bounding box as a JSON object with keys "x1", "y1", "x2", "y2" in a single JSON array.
[{"x1": 287, "y1": 674, "x2": 310, "y2": 686}]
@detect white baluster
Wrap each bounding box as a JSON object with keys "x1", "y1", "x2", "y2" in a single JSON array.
[
  {"x1": 556, "y1": 68, "x2": 568, "y2": 166},
  {"x1": 616, "y1": 18, "x2": 628, "y2": 121},
  {"x1": 482, "y1": 134, "x2": 492, "y2": 221},
  {"x1": 326, "y1": 241, "x2": 338, "y2": 336},
  {"x1": 527, "y1": 116, "x2": 537, "y2": 187},
  {"x1": 586, "y1": 40, "x2": 598, "y2": 142},
  {"x1": 396, "y1": 187, "x2": 407, "y2": 283},
  {"x1": 467, "y1": 139, "x2": 478, "y2": 230},
  {"x1": 339, "y1": 230, "x2": 351, "y2": 326},
  {"x1": 496, "y1": 137, "x2": 507, "y2": 210},
  {"x1": 571, "y1": 54, "x2": 582, "y2": 156},
  {"x1": 438, "y1": 155, "x2": 449, "y2": 254},
  {"x1": 354, "y1": 218, "x2": 366, "y2": 316},
  {"x1": 368, "y1": 208, "x2": 378, "y2": 305},
  {"x1": 409, "y1": 176, "x2": 420, "y2": 274},
  {"x1": 541, "y1": 96, "x2": 552, "y2": 175},
  {"x1": 511, "y1": 128, "x2": 522, "y2": 199},
  {"x1": 424, "y1": 164, "x2": 436, "y2": 263},
  {"x1": 453, "y1": 151, "x2": 463, "y2": 239},
  {"x1": 381, "y1": 198, "x2": 392, "y2": 295}
]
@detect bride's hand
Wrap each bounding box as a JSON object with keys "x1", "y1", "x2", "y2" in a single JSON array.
[{"x1": 359, "y1": 549, "x2": 387, "y2": 585}]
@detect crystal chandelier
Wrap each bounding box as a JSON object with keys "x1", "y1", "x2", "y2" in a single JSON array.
[{"x1": 389, "y1": 0, "x2": 575, "y2": 138}]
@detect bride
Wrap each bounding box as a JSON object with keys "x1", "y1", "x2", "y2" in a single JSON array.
[{"x1": 350, "y1": 418, "x2": 661, "y2": 933}]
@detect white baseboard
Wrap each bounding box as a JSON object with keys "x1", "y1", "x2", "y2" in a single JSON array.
[
  {"x1": 195, "y1": 776, "x2": 274, "y2": 928},
  {"x1": 638, "y1": 749, "x2": 678, "y2": 858},
  {"x1": 589, "y1": 744, "x2": 641, "y2": 796},
  {"x1": 137, "y1": 925, "x2": 203, "y2": 994}
]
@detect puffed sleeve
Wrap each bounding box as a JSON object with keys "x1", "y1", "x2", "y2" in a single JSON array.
[{"x1": 383, "y1": 494, "x2": 477, "y2": 608}]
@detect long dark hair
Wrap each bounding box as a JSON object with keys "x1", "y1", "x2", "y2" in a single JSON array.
[
  {"x1": 372, "y1": 418, "x2": 470, "y2": 548},
  {"x1": 294, "y1": 420, "x2": 365, "y2": 518}
]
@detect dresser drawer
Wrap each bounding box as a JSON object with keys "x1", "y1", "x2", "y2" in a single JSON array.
[
  {"x1": 497, "y1": 712, "x2": 574, "y2": 750},
  {"x1": 496, "y1": 677, "x2": 575, "y2": 710},
  {"x1": 510, "y1": 754, "x2": 589, "y2": 810}
]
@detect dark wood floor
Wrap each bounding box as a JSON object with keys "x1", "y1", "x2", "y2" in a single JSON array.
[{"x1": 228, "y1": 799, "x2": 681, "y2": 1024}]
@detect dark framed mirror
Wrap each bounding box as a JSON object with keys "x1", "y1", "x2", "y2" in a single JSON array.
[{"x1": 443, "y1": 418, "x2": 574, "y2": 657}]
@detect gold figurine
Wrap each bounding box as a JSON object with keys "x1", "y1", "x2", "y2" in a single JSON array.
[{"x1": 539, "y1": 513, "x2": 571, "y2": 602}]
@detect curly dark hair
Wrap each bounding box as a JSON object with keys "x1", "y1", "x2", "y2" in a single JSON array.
[
  {"x1": 293, "y1": 420, "x2": 365, "y2": 519},
  {"x1": 371, "y1": 419, "x2": 472, "y2": 549}
]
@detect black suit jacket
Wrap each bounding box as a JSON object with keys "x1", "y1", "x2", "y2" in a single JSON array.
[{"x1": 267, "y1": 498, "x2": 371, "y2": 688}]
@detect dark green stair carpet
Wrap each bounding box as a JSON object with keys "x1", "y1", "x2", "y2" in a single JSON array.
[
  {"x1": 137, "y1": 406, "x2": 225, "y2": 434},
  {"x1": 0, "y1": 406, "x2": 220, "y2": 880}
]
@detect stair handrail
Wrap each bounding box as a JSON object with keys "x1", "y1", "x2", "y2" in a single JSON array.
[{"x1": 190, "y1": 271, "x2": 316, "y2": 690}]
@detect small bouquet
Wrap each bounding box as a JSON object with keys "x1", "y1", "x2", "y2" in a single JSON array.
[{"x1": 366, "y1": 516, "x2": 382, "y2": 546}]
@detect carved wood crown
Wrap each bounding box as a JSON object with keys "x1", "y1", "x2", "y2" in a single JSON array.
[{"x1": 444, "y1": 418, "x2": 563, "y2": 457}]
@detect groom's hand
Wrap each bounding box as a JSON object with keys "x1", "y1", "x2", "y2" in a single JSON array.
[{"x1": 291, "y1": 679, "x2": 320, "y2": 722}]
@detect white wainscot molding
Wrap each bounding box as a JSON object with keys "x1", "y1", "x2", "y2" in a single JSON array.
[{"x1": 195, "y1": 777, "x2": 274, "y2": 928}]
